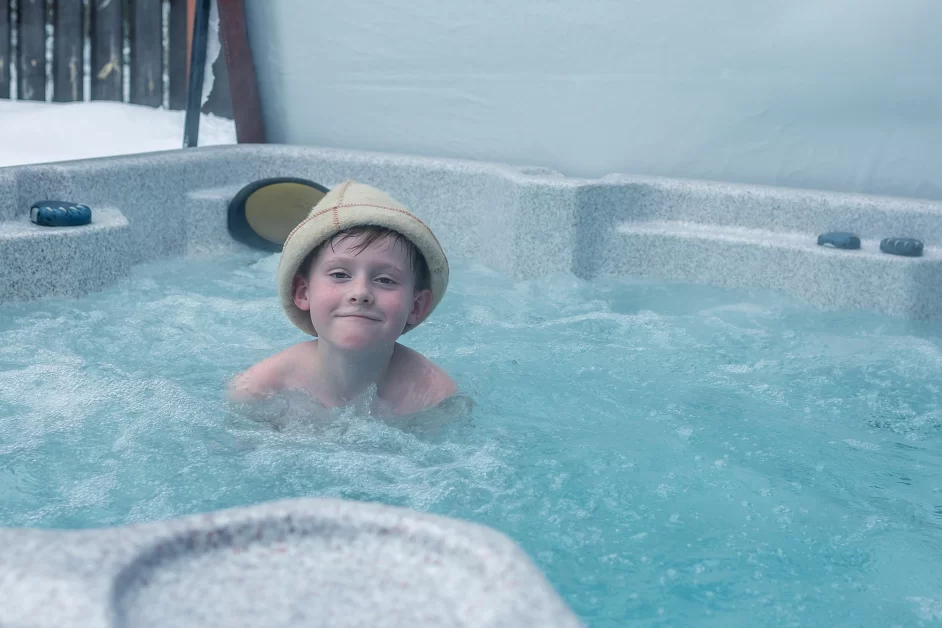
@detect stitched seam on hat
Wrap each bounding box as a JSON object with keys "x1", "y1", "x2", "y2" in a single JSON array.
[
  {"x1": 286, "y1": 203, "x2": 446, "y2": 253},
  {"x1": 283, "y1": 206, "x2": 337, "y2": 243},
  {"x1": 282, "y1": 203, "x2": 451, "y2": 270},
  {"x1": 283, "y1": 181, "x2": 351, "y2": 245},
  {"x1": 337, "y1": 180, "x2": 352, "y2": 204},
  {"x1": 328, "y1": 203, "x2": 448, "y2": 254}
]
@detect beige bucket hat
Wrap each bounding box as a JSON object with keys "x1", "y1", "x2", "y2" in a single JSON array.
[{"x1": 277, "y1": 180, "x2": 449, "y2": 336}]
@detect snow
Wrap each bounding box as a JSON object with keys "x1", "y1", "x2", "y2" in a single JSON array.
[
  {"x1": 0, "y1": 0, "x2": 232, "y2": 169},
  {"x1": 0, "y1": 100, "x2": 237, "y2": 169},
  {"x1": 5, "y1": 0, "x2": 225, "y2": 164}
]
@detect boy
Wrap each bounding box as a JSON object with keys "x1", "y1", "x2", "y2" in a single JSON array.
[{"x1": 228, "y1": 180, "x2": 457, "y2": 417}]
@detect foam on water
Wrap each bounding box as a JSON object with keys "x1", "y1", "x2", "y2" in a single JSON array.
[{"x1": 2, "y1": 251, "x2": 942, "y2": 626}]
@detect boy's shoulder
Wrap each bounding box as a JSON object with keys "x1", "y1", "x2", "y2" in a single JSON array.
[
  {"x1": 227, "y1": 341, "x2": 315, "y2": 402},
  {"x1": 228, "y1": 341, "x2": 458, "y2": 415},
  {"x1": 385, "y1": 343, "x2": 458, "y2": 413}
]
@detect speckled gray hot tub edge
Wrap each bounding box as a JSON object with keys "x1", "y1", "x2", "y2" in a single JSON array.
[
  {"x1": 3, "y1": 144, "x2": 942, "y2": 318},
  {"x1": 2, "y1": 144, "x2": 942, "y2": 626},
  {"x1": 0, "y1": 497, "x2": 582, "y2": 628}
]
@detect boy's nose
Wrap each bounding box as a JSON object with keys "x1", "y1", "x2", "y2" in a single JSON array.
[
  {"x1": 348, "y1": 292, "x2": 373, "y2": 304},
  {"x1": 347, "y1": 279, "x2": 374, "y2": 304}
]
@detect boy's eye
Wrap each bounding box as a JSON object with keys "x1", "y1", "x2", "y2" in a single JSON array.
[
  {"x1": 328, "y1": 271, "x2": 349, "y2": 279},
  {"x1": 376, "y1": 277, "x2": 396, "y2": 285}
]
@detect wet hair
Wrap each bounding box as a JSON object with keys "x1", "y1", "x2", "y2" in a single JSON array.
[{"x1": 297, "y1": 226, "x2": 431, "y2": 291}]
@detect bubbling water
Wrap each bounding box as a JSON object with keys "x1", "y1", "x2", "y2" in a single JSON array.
[{"x1": 2, "y1": 251, "x2": 942, "y2": 626}]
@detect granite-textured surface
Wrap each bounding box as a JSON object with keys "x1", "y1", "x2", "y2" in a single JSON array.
[
  {"x1": 4, "y1": 144, "x2": 941, "y2": 319},
  {"x1": 607, "y1": 221, "x2": 942, "y2": 318},
  {"x1": 0, "y1": 205, "x2": 132, "y2": 302},
  {"x1": 3, "y1": 143, "x2": 942, "y2": 625},
  {"x1": 0, "y1": 168, "x2": 18, "y2": 220},
  {"x1": 0, "y1": 498, "x2": 581, "y2": 628}
]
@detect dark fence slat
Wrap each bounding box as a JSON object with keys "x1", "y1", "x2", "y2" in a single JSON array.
[
  {"x1": 53, "y1": 0, "x2": 83, "y2": 102},
  {"x1": 17, "y1": 0, "x2": 46, "y2": 101},
  {"x1": 1, "y1": 0, "x2": 234, "y2": 122},
  {"x1": 90, "y1": 0, "x2": 122, "y2": 101},
  {"x1": 0, "y1": 0, "x2": 9, "y2": 98},
  {"x1": 168, "y1": 0, "x2": 188, "y2": 110},
  {"x1": 129, "y1": 0, "x2": 161, "y2": 107}
]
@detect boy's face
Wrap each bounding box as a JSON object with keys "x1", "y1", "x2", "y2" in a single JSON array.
[{"x1": 292, "y1": 233, "x2": 432, "y2": 351}]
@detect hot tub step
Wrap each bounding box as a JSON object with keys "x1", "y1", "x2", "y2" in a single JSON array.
[
  {"x1": 0, "y1": 206, "x2": 132, "y2": 302},
  {"x1": 599, "y1": 174, "x2": 942, "y2": 244},
  {"x1": 183, "y1": 181, "x2": 333, "y2": 256},
  {"x1": 599, "y1": 220, "x2": 942, "y2": 319},
  {"x1": 183, "y1": 185, "x2": 247, "y2": 256}
]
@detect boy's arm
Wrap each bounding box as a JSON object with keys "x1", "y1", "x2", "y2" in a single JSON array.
[
  {"x1": 400, "y1": 365, "x2": 460, "y2": 414},
  {"x1": 227, "y1": 352, "x2": 289, "y2": 403},
  {"x1": 430, "y1": 370, "x2": 458, "y2": 401},
  {"x1": 390, "y1": 345, "x2": 461, "y2": 414}
]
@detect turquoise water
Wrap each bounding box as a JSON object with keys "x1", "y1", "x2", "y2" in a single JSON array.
[{"x1": 2, "y1": 251, "x2": 942, "y2": 626}]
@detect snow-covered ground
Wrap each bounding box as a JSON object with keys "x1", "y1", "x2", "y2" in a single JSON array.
[{"x1": 0, "y1": 100, "x2": 237, "y2": 169}]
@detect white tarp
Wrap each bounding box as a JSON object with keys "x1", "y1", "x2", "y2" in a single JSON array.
[{"x1": 244, "y1": 0, "x2": 942, "y2": 201}]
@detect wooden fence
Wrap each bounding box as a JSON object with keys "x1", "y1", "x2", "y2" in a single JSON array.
[{"x1": 0, "y1": 0, "x2": 230, "y2": 115}]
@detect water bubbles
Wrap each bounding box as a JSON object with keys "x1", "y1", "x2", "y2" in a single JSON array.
[
  {"x1": 2, "y1": 255, "x2": 942, "y2": 625},
  {"x1": 907, "y1": 597, "x2": 942, "y2": 621}
]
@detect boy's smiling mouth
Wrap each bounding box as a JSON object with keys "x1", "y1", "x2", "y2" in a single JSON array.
[{"x1": 335, "y1": 312, "x2": 382, "y2": 321}]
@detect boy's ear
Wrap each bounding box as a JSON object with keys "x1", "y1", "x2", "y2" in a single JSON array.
[
  {"x1": 292, "y1": 274, "x2": 311, "y2": 311},
  {"x1": 407, "y1": 288, "x2": 433, "y2": 326}
]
